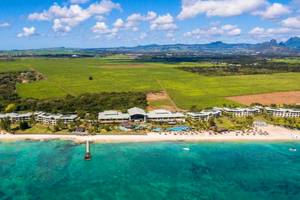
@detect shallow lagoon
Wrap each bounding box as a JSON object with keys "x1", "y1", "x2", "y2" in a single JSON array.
[{"x1": 1, "y1": 141, "x2": 300, "y2": 200}]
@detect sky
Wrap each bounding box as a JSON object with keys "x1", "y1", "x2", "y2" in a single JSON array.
[{"x1": 0, "y1": 0, "x2": 300, "y2": 49}]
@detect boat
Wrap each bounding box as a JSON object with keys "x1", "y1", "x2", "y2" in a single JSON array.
[
  {"x1": 182, "y1": 147, "x2": 190, "y2": 151},
  {"x1": 289, "y1": 148, "x2": 297, "y2": 152}
]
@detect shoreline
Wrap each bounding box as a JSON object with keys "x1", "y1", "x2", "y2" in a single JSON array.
[{"x1": 1, "y1": 125, "x2": 300, "y2": 144}]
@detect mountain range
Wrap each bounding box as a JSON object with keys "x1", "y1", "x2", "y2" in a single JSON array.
[{"x1": 2, "y1": 37, "x2": 300, "y2": 56}]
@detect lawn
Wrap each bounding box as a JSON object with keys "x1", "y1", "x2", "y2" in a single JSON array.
[
  {"x1": 272, "y1": 57, "x2": 300, "y2": 64},
  {"x1": 1, "y1": 58, "x2": 300, "y2": 109}
]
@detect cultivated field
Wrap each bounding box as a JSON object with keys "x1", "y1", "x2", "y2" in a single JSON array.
[
  {"x1": 227, "y1": 91, "x2": 300, "y2": 106},
  {"x1": 1, "y1": 58, "x2": 300, "y2": 109}
]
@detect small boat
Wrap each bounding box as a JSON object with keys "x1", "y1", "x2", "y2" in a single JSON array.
[
  {"x1": 182, "y1": 147, "x2": 190, "y2": 151},
  {"x1": 289, "y1": 148, "x2": 297, "y2": 152}
]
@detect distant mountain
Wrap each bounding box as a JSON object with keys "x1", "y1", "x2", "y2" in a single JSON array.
[
  {"x1": 101, "y1": 39, "x2": 296, "y2": 55},
  {"x1": 282, "y1": 37, "x2": 300, "y2": 50},
  {"x1": 1, "y1": 37, "x2": 300, "y2": 56}
]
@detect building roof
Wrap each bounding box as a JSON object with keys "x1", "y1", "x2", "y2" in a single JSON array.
[
  {"x1": 128, "y1": 107, "x2": 146, "y2": 116},
  {"x1": 61, "y1": 114, "x2": 78, "y2": 120},
  {"x1": 147, "y1": 109, "x2": 185, "y2": 118},
  {"x1": 187, "y1": 110, "x2": 221, "y2": 117},
  {"x1": 222, "y1": 107, "x2": 260, "y2": 112},
  {"x1": 37, "y1": 113, "x2": 62, "y2": 119},
  {"x1": 37, "y1": 112, "x2": 78, "y2": 120},
  {"x1": 98, "y1": 110, "x2": 129, "y2": 120},
  {"x1": 265, "y1": 107, "x2": 300, "y2": 113},
  {"x1": 0, "y1": 114, "x2": 8, "y2": 119},
  {"x1": 0, "y1": 112, "x2": 33, "y2": 119}
]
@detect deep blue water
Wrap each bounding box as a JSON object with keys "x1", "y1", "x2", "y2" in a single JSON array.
[{"x1": 1, "y1": 141, "x2": 300, "y2": 200}]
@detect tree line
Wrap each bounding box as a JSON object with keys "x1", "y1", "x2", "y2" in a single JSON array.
[
  {"x1": 178, "y1": 61, "x2": 300, "y2": 76},
  {"x1": 14, "y1": 92, "x2": 147, "y2": 115}
]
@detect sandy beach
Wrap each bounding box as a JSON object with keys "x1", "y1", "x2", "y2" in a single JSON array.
[{"x1": 0, "y1": 125, "x2": 300, "y2": 143}]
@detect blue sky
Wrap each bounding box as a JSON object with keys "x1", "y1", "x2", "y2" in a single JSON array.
[{"x1": 0, "y1": 0, "x2": 299, "y2": 49}]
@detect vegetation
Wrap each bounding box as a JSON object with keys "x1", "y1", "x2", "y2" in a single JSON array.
[
  {"x1": 256, "y1": 114, "x2": 300, "y2": 129},
  {"x1": 0, "y1": 70, "x2": 43, "y2": 103},
  {"x1": 0, "y1": 69, "x2": 147, "y2": 115},
  {"x1": 0, "y1": 58, "x2": 300, "y2": 110},
  {"x1": 0, "y1": 71, "x2": 22, "y2": 102},
  {"x1": 0, "y1": 92, "x2": 147, "y2": 116},
  {"x1": 0, "y1": 118, "x2": 11, "y2": 132},
  {"x1": 19, "y1": 121, "x2": 30, "y2": 130},
  {"x1": 179, "y1": 61, "x2": 300, "y2": 76},
  {"x1": 15, "y1": 92, "x2": 147, "y2": 114}
]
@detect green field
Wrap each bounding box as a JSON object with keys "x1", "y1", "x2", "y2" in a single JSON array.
[{"x1": 1, "y1": 58, "x2": 300, "y2": 109}]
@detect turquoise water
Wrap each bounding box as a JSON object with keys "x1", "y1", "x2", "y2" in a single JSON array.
[{"x1": 1, "y1": 141, "x2": 300, "y2": 200}]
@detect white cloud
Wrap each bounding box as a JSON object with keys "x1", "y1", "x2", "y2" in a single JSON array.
[
  {"x1": 150, "y1": 13, "x2": 177, "y2": 31},
  {"x1": 127, "y1": 13, "x2": 144, "y2": 22},
  {"x1": 249, "y1": 26, "x2": 291, "y2": 38},
  {"x1": 17, "y1": 27, "x2": 36, "y2": 38},
  {"x1": 145, "y1": 11, "x2": 157, "y2": 21},
  {"x1": 125, "y1": 11, "x2": 157, "y2": 30},
  {"x1": 95, "y1": 15, "x2": 106, "y2": 21},
  {"x1": 166, "y1": 32, "x2": 175, "y2": 40},
  {"x1": 139, "y1": 33, "x2": 147, "y2": 40},
  {"x1": 254, "y1": 3, "x2": 290, "y2": 19},
  {"x1": 92, "y1": 21, "x2": 120, "y2": 38},
  {"x1": 184, "y1": 24, "x2": 241, "y2": 38},
  {"x1": 28, "y1": 0, "x2": 120, "y2": 32},
  {"x1": 52, "y1": 19, "x2": 71, "y2": 32},
  {"x1": 88, "y1": 0, "x2": 120, "y2": 15},
  {"x1": 178, "y1": 0, "x2": 266, "y2": 19},
  {"x1": 0, "y1": 22, "x2": 10, "y2": 28},
  {"x1": 282, "y1": 16, "x2": 300, "y2": 28},
  {"x1": 92, "y1": 21, "x2": 110, "y2": 33},
  {"x1": 92, "y1": 18, "x2": 125, "y2": 38},
  {"x1": 113, "y1": 18, "x2": 124, "y2": 29},
  {"x1": 227, "y1": 28, "x2": 241, "y2": 36},
  {"x1": 70, "y1": 0, "x2": 89, "y2": 4}
]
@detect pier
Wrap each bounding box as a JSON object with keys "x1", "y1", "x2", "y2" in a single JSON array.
[{"x1": 84, "y1": 140, "x2": 92, "y2": 160}]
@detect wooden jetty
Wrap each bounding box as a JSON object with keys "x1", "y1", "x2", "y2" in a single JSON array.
[{"x1": 84, "y1": 140, "x2": 92, "y2": 160}]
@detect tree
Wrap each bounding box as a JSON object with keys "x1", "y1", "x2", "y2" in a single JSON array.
[
  {"x1": 190, "y1": 105, "x2": 198, "y2": 112},
  {"x1": 208, "y1": 118, "x2": 216, "y2": 127},
  {"x1": 5, "y1": 103, "x2": 16, "y2": 113},
  {"x1": 89, "y1": 76, "x2": 93, "y2": 80},
  {"x1": 0, "y1": 103, "x2": 4, "y2": 112},
  {"x1": 57, "y1": 119, "x2": 66, "y2": 130},
  {"x1": 53, "y1": 125, "x2": 60, "y2": 133},
  {"x1": 0, "y1": 119, "x2": 11, "y2": 132},
  {"x1": 19, "y1": 121, "x2": 30, "y2": 130}
]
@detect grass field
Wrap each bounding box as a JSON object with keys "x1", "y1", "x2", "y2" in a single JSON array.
[
  {"x1": 1, "y1": 58, "x2": 300, "y2": 109},
  {"x1": 272, "y1": 58, "x2": 300, "y2": 64}
]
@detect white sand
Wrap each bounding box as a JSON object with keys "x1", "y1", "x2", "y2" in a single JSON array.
[{"x1": 0, "y1": 125, "x2": 299, "y2": 143}]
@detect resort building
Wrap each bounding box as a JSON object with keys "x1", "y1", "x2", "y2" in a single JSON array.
[
  {"x1": 98, "y1": 110, "x2": 129, "y2": 123},
  {"x1": 35, "y1": 112, "x2": 78, "y2": 125},
  {"x1": 0, "y1": 113, "x2": 33, "y2": 122},
  {"x1": 221, "y1": 107, "x2": 261, "y2": 117},
  {"x1": 147, "y1": 109, "x2": 185, "y2": 123},
  {"x1": 0, "y1": 114, "x2": 8, "y2": 121},
  {"x1": 187, "y1": 109, "x2": 222, "y2": 121},
  {"x1": 265, "y1": 108, "x2": 300, "y2": 118},
  {"x1": 128, "y1": 107, "x2": 147, "y2": 122}
]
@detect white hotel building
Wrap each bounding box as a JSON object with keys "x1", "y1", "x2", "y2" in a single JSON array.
[
  {"x1": 186, "y1": 109, "x2": 222, "y2": 121},
  {"x1": 35, "y1": 112, "x2": 78, "y2": 125},
  {"x1": 98, "y1": 108, "x2": 185, "y2": 123},
  {"x1": 147, "y1": 109, "x2": 185, "y2": 123},
  {"x1": 98, "y1": 110, "x2": 130, "y2": 124},
  {"x1": 265, "y1": 107, "x2": 300, "y2": 118},
  {"x1": 0, "y1": 113, "x2": 33, "y2": 122},
  {"x1": 221, "y1": 107, "x2": 261, "y2": 117}
]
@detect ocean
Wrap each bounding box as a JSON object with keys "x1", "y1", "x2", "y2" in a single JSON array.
[{"x1": 1, "y1": 141, "x2": 300, "y2": 200}]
